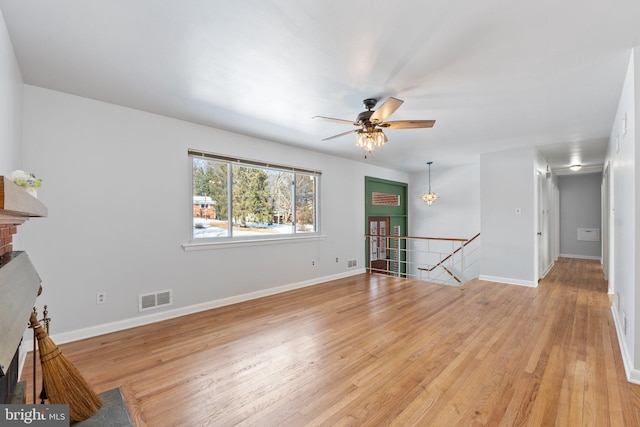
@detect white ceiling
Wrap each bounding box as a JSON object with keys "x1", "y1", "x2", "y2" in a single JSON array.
[{"x1": 1, "y1": 0, "x2": 638, "y2": 173}]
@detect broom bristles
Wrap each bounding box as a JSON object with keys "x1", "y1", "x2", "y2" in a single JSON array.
[{"x1": 30, "y1": 313, "x2": 103, "y2": 422}]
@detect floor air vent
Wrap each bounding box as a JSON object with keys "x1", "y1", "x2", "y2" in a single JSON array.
[{"x1": 139, "y1": 289, "x2": 173, "y2": 312}]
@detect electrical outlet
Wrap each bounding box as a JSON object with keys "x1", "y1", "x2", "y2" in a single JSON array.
[
  {"x1": 312, "y1": 260, "x2": 315, "y2": 266},
  {"x1": 336, "y1": 257, "x2": 339, "y2": 263},
  {"x1": 97, "y1": 292, "x2": 106, "y2": 304}
]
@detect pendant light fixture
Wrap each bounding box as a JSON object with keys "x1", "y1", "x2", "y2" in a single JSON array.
[{"x1": 421, "y1": 161, "x2": 438, "y2": 205}]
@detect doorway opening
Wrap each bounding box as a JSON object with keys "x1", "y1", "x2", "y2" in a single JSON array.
[{"x1": 364, "y1": 177, "x2": 408, "y2": 277}]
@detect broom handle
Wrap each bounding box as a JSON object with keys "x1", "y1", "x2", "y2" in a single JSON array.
[
  {"x1": 40, "y1": 305, "x2": 49, "y2": 404},
  {"x1": 31, "y1": 307, "x2": 38, "y2": 404}
]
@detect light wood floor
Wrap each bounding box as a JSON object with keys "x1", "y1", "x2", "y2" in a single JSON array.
[{"x1": 21, "y1": 258, "x2": 640, "y2": 426}]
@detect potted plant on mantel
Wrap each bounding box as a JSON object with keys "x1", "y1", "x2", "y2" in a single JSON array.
[
  {"x1": 7, "y1": 170, "x2": 42, "y2": 198},
  {"x1": 0, "y1": 174, "x2": 48, "y2": 225}
]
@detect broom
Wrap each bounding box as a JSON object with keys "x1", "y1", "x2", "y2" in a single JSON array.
[{"x1": 29, "y1": 311, "x2": 103, "y2": 422}]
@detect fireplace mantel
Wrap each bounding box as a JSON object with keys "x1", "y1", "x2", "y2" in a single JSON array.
[{"x1": 0, "y1": 176, "x2": 48, "y2": 224}]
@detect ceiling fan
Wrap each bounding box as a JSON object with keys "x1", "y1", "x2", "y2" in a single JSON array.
[{"x1": 313, "y1": 97, "x2": 435, "y2": 153}]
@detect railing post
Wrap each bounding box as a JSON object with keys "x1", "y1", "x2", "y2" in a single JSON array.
[
  {"x1": 460, "y1": 241, "x2": 465, "y2": 285},
  {"x1": 367, "y1": 235, "x2": 371, "y2": 273}
]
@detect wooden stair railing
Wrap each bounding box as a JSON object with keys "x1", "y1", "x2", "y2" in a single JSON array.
[{"x1": 417, "y1": 232, "x2": 481, "y2": 283}]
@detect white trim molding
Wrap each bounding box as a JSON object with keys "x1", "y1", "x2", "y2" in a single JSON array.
[
  {"x1": 539, "y1": 261, "x2": 555, "y2": 281},
  {"x1": 611, "y1": 306, "x2": 640, "y2": 385},
  {"x1": 478, "y1": 275, "x2": 538, "y2": 288},
  {"x1": 559, "y1": 254, "x2": 601, "y2": 261},
  {"x1": 183, "y1": 234, "x2": 326, "y2": 251},
  {"x1": 24, "y1": 269, "x2": 366, "y2": 351}
]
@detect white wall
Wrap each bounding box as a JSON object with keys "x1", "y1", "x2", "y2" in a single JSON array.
[
  {"x1": 635, "y1": 49, "x2": 640, "y2": 375},
  {"x1": 408, "y1": 161, "x2": 481, "y2": 279},
  {"x1": 409, "y1": 161, "x2": 481, "y2": 239},
  {"x1": 20, "y1": 85, "x2": 409, "y2": 339},
  {"x1": 0, "y1": 9, "x2": 22, "y2": 180},
  {"x1": 480, "y1": 146, "x2": 537, "y2": 286},
  {"x1": 606, "y1": 49, "x2": 638, "y2": 382},
  {"x1": 0, "y1": 9, "x2": 28, "y2": 376},
  {"x1": 558, "y1": 174, "x2": 602, "y2": 259}
]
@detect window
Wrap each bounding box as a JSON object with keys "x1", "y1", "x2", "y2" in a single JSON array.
[{"x1": 190, "y1": 150, "x2": 320, "y2": 241}]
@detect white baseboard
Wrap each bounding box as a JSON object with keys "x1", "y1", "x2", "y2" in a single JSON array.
[
  {"x1": 610, "y1": 305, "x2": 640, "y2": 385},
  {"x1": 559, "y1": 253, "x2": 601, "y2": 261},
  {"x1": 478, "y1": 275, "x2": 537, "y2": 288},
  {"x1": 540, "y1": 261, "x2": 555, "y2": 280},
  {"x1": 23, "y1": 268, "x2": 367, "y2": 352}
]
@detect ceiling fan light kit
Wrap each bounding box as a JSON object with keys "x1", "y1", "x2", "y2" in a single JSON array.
[
  {"x1": 314, "y1": 97, "x2": 435, "y2": 154},
  {"x1": 356, "y1": 129, "x2": 386, "y2": 153}
]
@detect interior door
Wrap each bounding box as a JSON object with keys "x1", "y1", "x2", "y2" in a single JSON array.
[
  {"x1": 369, "y1": 216, "x2": 390, "y2": 274},
  {"x1": 537, "y1": 170, "x2": 552, "y2": 280},
  {"x1": 537, "y1": 171, "x2": 545, "y2": 280}
]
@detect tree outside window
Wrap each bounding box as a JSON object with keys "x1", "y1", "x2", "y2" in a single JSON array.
[{"x1": 191, "y1": 153, "x2": 319, "y2": 240}]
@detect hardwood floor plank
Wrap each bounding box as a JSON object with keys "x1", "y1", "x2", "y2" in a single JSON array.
[{"x1": 20, "y1": 258, "x2": 640, "y2": 425}]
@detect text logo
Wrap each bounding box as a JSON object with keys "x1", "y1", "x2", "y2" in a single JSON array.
[{"x1": 0, "y1": 405, "x2": 68, "y2": 426}]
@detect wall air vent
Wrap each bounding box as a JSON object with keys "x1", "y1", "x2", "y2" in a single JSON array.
[{"x1": 139, "y1": 289, "x2": 173, "y2": 312}]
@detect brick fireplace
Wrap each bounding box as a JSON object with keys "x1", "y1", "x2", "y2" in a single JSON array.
[
  {"x1": 0, "y1": 224, "x2": 18, "y2": 257},
  {"x1": 0, "y1": 177, "x2": 47, "y2": 404}
]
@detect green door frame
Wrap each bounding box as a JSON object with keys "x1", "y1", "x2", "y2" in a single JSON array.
[{"x1": 364, "y1": 176, "x2": 408, "y2": 276}]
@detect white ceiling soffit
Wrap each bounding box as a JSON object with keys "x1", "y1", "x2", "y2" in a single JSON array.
[{"x1": 1, "y1": 0, "x2": 639, "y2": 172}]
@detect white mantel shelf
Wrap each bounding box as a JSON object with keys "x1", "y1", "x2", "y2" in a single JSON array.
[{"x1": 0, "y1": 176, "x2": 48, "y2": 224}]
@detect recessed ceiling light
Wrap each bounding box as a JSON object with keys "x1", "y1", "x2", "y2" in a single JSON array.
[{"x1": 569, "y1": 164, "x2": 582, "y2": 171}]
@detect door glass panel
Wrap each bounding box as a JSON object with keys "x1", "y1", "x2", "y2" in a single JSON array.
[
  {"x1": 380, "y1": 221, "x2": 387, "y2": 257},
  {"x1": 370, "y1": 221, "x2": 378, "y2": 260}
]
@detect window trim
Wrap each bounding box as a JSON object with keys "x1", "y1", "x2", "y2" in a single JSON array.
[
  {"x1": 182, "y1": 234, "x2": 327, "y2": 251},
  {"x1": 188, "y1": 150, "x2": 321, "y2": 246},
  {"x1": 188, "y1": 150, "x2": 322, "y2": 175}
]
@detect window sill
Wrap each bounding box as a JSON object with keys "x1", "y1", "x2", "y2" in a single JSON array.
[{"x1": 182, "y1": 234, "x2": 326, "y2": 251}]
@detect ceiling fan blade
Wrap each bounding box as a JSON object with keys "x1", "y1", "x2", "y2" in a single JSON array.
[
  {"x1": 321, "y1": 129, "x2": 359, "y2": 141},
  {"x1": 381, "y1": 120, "x2": 436, "y2": 129},
  {"x1": 313, "y1": 116, "x2": 358, "y2": 126},
  {"x1": 370, "y1": 97, "x2": 404, "y2": 124}
]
